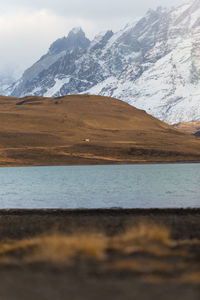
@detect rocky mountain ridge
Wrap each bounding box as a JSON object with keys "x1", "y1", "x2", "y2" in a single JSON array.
[{"x1": 5, "y1": 0, "x2": 200, "y2": 124}]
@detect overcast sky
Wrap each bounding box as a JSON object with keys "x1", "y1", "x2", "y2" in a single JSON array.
[{"x1": 0, "y1": 0, "x2": 189, "y2": 78}]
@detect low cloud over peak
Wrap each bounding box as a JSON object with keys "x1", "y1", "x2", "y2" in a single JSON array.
[{"x1": 0, "y1": 0, "x2": 186, "y2": 77}]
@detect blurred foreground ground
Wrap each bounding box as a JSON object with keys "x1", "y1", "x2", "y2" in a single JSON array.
[{"x1": 0, "y1": 209, "x2": 199, "y2": 300}]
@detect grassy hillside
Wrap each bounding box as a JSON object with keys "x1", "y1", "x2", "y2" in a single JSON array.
[
  {"x1": 0, "y1": 94, "x2": 200, "y2": 166},
  {"x1": 175, "y1": 121, "x2": 200, "y2": 136}
]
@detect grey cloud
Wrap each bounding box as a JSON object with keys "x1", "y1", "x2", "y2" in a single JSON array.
[
  {"x1": 0, "y1": 0, "x2": 188, "y2": 77},
  {"x1": 3, "y1": 0, "x2": 188, "y2": 19}
]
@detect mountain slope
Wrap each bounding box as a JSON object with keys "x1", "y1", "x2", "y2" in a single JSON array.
[
  {"x1": 7, "y1": 0, "x2": 200, "y2": 124},
  {"x1": 0, "y1": 95, "x2": 200, "y2": 166},
  {"x1": 175, "y1": 121, "x2": 200, "y2": 135}
]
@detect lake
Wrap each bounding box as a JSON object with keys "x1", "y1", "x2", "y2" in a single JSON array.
[{"x1": 0, "y1": 164, "x2": 199, "y2": 209}]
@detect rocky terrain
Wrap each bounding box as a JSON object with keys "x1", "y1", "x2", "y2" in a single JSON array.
[{"x1": 5, "y1": 0, "x2": 200, "y2": 125}]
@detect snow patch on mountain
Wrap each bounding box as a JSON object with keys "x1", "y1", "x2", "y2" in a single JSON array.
[
  {"x1": 44, "y1": 76, "x2": 70, "y2": 97},
  {"x1": 6, "y1": 0, "x2": 200, "y2": 124}
]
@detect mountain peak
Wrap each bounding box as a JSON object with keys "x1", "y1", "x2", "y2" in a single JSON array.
[
  {"x1": 69, "y1": 27, "x2": 83, "y2": 35},
  {"x1": 67, "y1": 27, "x2": 87, "y2": 40},
  {"x1": 65, "y1": 27, "x2": 90, "y2": 50},
  {"x1": 48, "y1": 27, "x2": 90, "y2": 55},
  {"x1": 7, "y1": 0, "x2": 200, "y2": 125}
]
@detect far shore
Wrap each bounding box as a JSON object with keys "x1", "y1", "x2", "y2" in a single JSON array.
[{"x1": 1, "y1": 159, "x2": 200, "y2": 168}]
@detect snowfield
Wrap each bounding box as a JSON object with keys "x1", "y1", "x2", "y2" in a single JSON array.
[{"x1": 6, "y1": 0, "x2": 200, "y2": 124}]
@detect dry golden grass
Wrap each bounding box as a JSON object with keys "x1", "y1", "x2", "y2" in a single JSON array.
[
  {"x1": 109, "y1": 222, "x2": 181, "y2": 256},
  {"x1": 0, "y1": 233, "x2": 108, "y2": 264},
  {"x1": 0, "y1": 223, "x2": 194, "y2": 266},
  {"x1": 31, "y1": 233, "x2": 108, "y2": 263},
  {"x1": 112, "y1": 222, "x2": 170, "y2": 244},
  {"x1": 1, "y1": 94, "x2": 200, "y2": 166}
]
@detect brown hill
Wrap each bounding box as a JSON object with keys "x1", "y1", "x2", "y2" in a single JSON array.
[
  {"x1": 0, "y1": 94, "x2": 200, "y2": 166},
  {"x1": 175, "y1": 121, "x2": 200, "y2": 136}
]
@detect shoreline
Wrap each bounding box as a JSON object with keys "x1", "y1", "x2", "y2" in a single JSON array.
[
  {"x1": 0, "y1": 208, "x2": 200, "y2": 240},
  {"x1": 1, "y1": 159, "x2": 200, "y2": 168},
  {"x1": 1, "y1": 208, "x2": 200, "y2": 214}
]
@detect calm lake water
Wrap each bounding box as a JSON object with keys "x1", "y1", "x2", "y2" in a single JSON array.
[{"x1": 0, "y1": 164, "x2": 199, "y2": 209}]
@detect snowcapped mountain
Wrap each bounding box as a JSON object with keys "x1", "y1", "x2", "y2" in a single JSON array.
[
  {"x1": 0, "y1": 71, "x2": 18, "y2": 95},
  {"x1": 0, "y1": 76, "x2": 13, "y2": 95},
  {"x1": 7, "y1": 0, "x2": 200, "y2": 124}
]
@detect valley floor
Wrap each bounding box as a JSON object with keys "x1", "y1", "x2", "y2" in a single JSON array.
[
  {"x1": 1, "y1": 144, "x2": 200, "y2": 167},
  {"x1": 0, "y1": 209, "x2": 200, "y2": 300}
]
